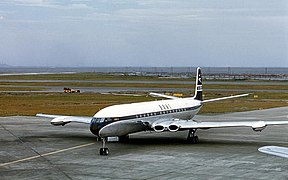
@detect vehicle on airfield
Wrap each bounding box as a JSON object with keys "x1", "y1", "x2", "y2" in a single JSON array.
[
  {"x1": 63, "y1": 87, "x2": 80, "y2": 93},
  {"x1": 37, "y1": 67, "x2": 288, "y2": 155}
]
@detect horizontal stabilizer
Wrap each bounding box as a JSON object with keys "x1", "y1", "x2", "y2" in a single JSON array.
[
  {"x1": 149, "y1": 92, "x2": 179, "y2": 99},
  {"x1": 202, "y1": 93, "x2": 249, "y2": 103}
]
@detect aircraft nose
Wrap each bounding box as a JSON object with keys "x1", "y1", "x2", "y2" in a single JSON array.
[{"x1": 90, "y1": 123, "x2": 100, "y2": 136}]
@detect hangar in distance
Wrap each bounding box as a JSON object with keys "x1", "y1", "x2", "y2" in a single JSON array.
[{"x1": 37, "y1": 67, "x2": 288, "y2": 155}]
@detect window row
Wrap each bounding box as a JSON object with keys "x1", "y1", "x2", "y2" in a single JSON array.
[{"x1": 136, "y1": 108, "x2": 187, "y2": 118}]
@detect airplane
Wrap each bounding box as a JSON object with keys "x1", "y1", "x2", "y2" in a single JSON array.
[
  {"x1": 37, "y1": 67, "x2": 288, "y2": 155},
  {"x1": 258, "y1": 146, "x2": 288, "y2": 159}
]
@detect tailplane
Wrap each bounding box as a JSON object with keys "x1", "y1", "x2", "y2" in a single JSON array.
[{"x1": 193, "y1": 67, "x2": 203, "y2": 101}]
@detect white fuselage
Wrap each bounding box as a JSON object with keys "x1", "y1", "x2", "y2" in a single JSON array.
[{"x1": 93, "y1": 98, "x2": 202, "y2": 124}]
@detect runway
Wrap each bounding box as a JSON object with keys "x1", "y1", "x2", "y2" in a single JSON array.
[{"x1": 0, "y1": 107, "x2": 288, "y2": 179}]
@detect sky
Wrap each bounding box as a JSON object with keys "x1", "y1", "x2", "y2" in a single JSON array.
[{"x1": 0, "y1": 0, "x2": 287, "y2": 67}]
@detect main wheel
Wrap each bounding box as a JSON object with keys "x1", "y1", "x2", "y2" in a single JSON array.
[
  {"x1": 100, "y1": 148, "x2": 104, "y2": 155},
  {"x1": 104, "y1": 148, "x2": 109, "y2": 155},
  {"x1": 99, "y1": 148, "x2": 109, "y2": 155},
  {"x1": 187, "y1": 136, "x2": 199, "y2": 144},
  {"x1": 194, "y1": 136, "x2": 199, "y2": 143},
  {"x1": 187, "y1": 136, "x2": 192, "y2": 143}
]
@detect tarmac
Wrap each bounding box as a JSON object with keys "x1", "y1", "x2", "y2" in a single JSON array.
[{"x1": 0, "y1": 107, "x2": 288, "y2": 180}]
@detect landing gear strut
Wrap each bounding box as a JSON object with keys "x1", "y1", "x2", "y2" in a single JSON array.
[
  {"x1": 187, "y1": 129, "x2": 199, "y2": 144},
  {"x1": 99, "y1": 138, "x2": 109, "y2": 155}
]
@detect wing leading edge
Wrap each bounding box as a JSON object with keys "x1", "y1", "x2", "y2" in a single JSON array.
[
  {"x1": 151, "y1": 119, "x2": 288, "y2": 132},
  {"x1": 36, "y1": 113, "x2": 92, "y2": 125},
  {"x1": 258, "y1": 146, "x2": 288, "y2": 159}
]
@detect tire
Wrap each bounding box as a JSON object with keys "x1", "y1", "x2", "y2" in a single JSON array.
[
  {"x1": 104, "y1": 148, "x2": 109, "y2": 155},
  {"x1": 99, "y1": 148, "x2": 104, "y2": 155},
  {"x1": 195, "y1": 136, "x2": 199, "y2": 143}
]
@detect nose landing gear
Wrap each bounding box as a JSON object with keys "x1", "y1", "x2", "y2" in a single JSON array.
[{"x1": 99, "y1": 138, "x2": 109, "y2": 156}]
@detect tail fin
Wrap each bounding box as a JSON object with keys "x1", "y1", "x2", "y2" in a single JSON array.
[{"x1": 193, "y1": 67, "x2": 203, "y2": 101}]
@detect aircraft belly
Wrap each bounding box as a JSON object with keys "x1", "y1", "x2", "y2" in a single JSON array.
[{"x1": 99, "y1": 121, "x2": 147, "y2": 137}]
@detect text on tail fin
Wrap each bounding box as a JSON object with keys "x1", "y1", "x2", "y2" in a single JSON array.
[{"x1": 194, "y1": 67, "x2": 203, "y2": 101}]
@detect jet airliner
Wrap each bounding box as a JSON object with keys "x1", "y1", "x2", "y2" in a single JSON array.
[{"x1": 37, "y1": 67, "x2": 288, "y2": 155}]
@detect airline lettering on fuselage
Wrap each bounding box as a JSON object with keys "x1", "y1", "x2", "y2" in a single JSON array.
[{"x1": 159, "y1": 104, "x2": 172, "y2": 110}]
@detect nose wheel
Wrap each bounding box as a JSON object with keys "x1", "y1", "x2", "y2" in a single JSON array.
[
  {"x1": 99, "y1": 138, "x2": 109, "y2": 155},
  {"x1": 100, "y1": 147, "x2": 109, "y2": 155}
]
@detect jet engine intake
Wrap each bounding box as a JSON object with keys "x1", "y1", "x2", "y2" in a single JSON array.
[
  {"x1": 168, "y1": 124, "x2": 180, "y2": 132},
  {"x1": 153, "y1": 125, "x2": 165, "y2": 132}
]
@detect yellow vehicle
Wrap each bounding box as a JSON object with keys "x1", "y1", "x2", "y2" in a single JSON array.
[{"x1": 63, "y1": 87, "x2": 80, "y2": 93}]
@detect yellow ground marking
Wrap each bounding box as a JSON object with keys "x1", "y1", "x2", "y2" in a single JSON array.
[{"x1": 0, "y1": 142, "x2": 96, "y2": 167}]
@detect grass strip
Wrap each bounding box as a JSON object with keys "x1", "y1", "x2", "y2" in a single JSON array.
[{"x1": 0, "y1": 91, "x2": 286, "y2": 116}]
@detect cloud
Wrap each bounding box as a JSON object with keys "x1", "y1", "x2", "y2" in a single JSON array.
[
  {"x1": 8, "y1": 0, "x2": 58, "y2": 8},
  {"x1": 1, "y1": 0, "x2": 287, "y2": 67},
  {"x1": 15, "y1": 0, "x2": 46, "y2": 3},
  {"x1": 69, "y1": 3, "x2": 89, "y2": 9},
  {"x1": 12, "y1": 0, "x2": 54, "y2": 5}
]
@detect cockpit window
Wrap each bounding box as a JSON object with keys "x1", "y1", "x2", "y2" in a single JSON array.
[
  {"x1": 92, "y1": 117, "x2": 116, "y2": 123},
  {"x1": 91, "y1": 118, "x2": 104, "y2": 123}
]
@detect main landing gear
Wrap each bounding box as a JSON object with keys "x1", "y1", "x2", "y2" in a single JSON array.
[
  {"x1": 99, "y1": 138, "x2": 109, "y2": 156},
  {"x1": 99, "y1": 135, "x2": 130, "y2": 156},
  {"x1": 187, "y1": 129, "x2": 199, "y2": 144}
]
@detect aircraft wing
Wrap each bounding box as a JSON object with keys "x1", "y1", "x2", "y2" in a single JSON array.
[
  {"x1": 202, "y1": 93, "x2": 249, "y2": 103},
  {"x1": 258, "y1": 146, "x2": 288, "y2": 158},
  {"x1": 151, "y1": 119, "x2": 288, "y2": 132},
  {"x1": 177, "y1": 120, "x2": 288, "y2": 129},
  {"x1": 36, "y1": 113, "x2": 92, "y2": 125}
]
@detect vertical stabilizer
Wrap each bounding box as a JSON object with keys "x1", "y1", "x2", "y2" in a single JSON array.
[{"x1": 193, "y1": 67, "x2": 203, "y2": 101}]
